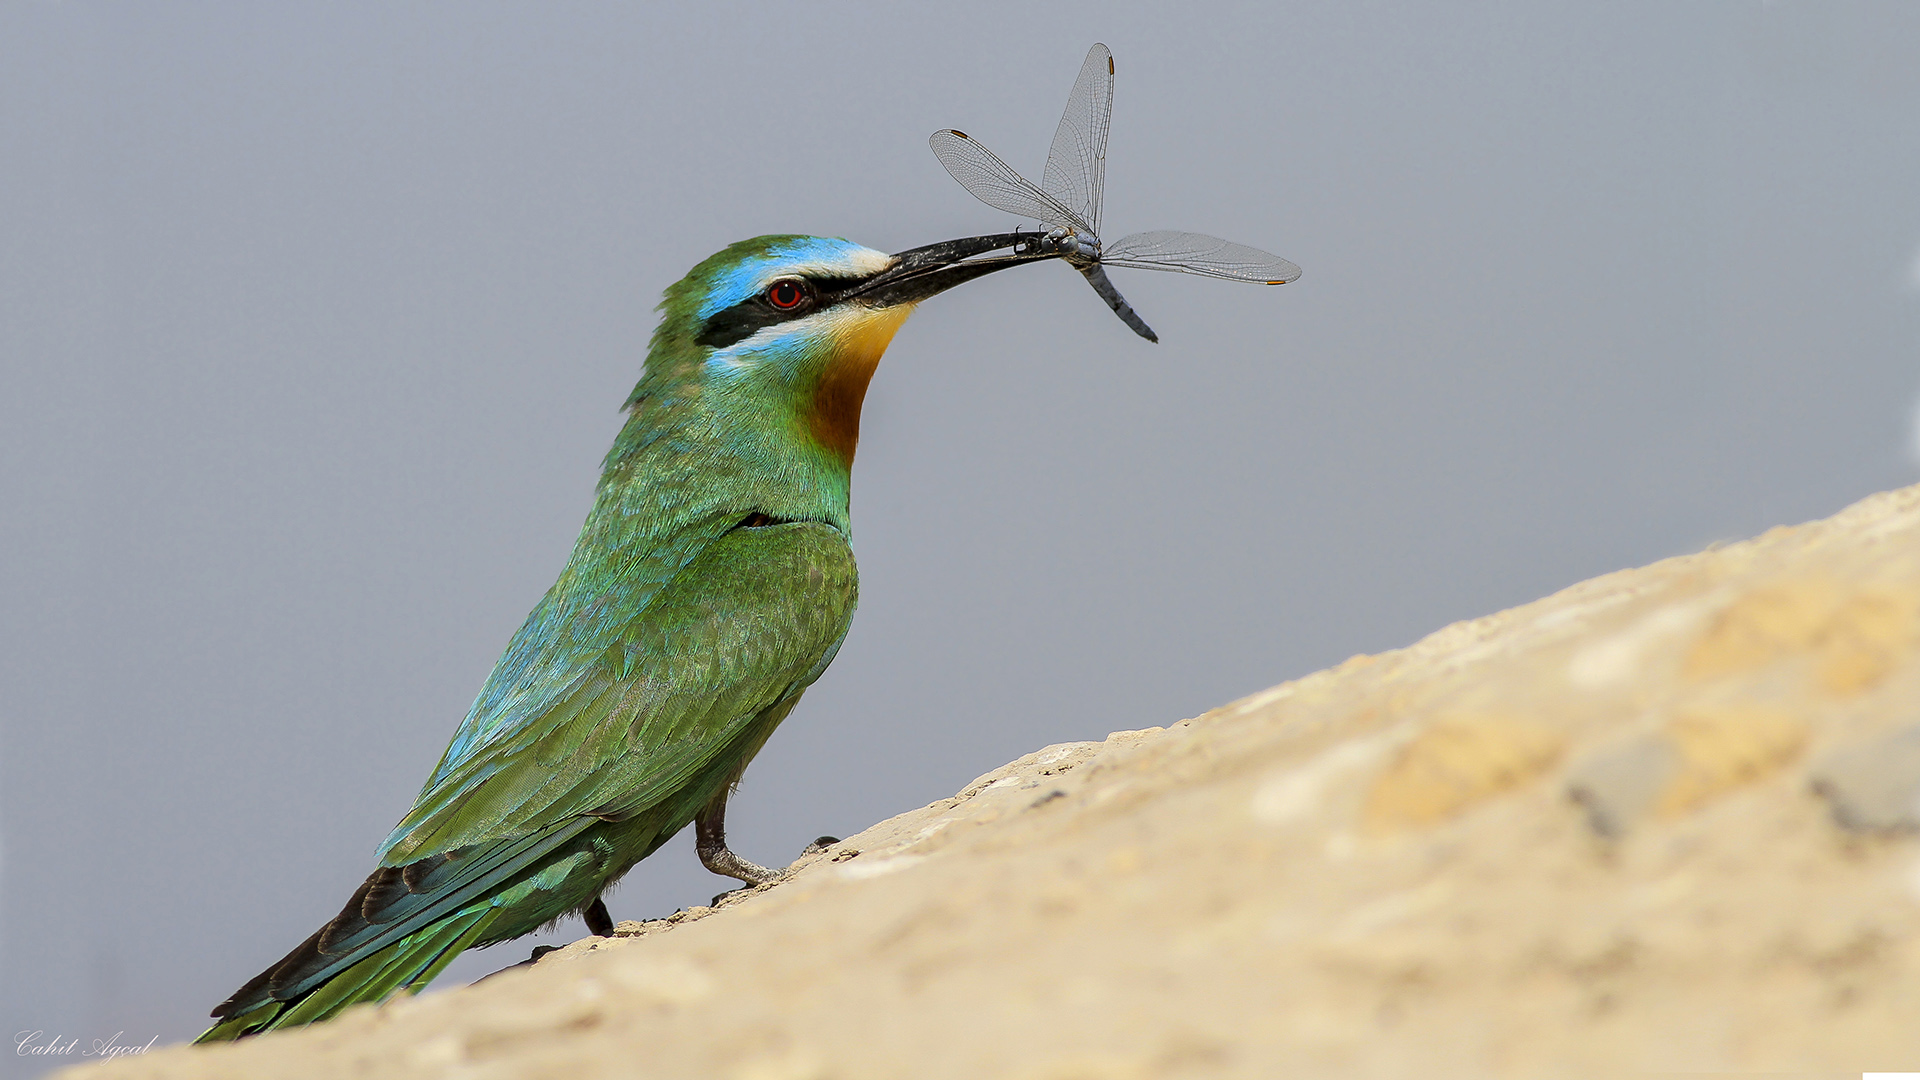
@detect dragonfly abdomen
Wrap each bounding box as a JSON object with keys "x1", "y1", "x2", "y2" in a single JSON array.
[{"x1": 1077, "y1": 263, "x2": 1158, "y2": 343}]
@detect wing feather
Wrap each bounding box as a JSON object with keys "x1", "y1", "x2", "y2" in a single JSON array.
[{"x1": 379, "y1": 520, "x2": 858, "y2": 864}]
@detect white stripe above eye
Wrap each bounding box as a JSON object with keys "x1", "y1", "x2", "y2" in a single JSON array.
[{"x1": 770, "y1": 251, "x2": 894, "y2": 284}]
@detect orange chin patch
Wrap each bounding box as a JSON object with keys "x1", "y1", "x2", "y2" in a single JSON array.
[{"x1": 808, "y1": 304, "x2": 914, "y2": 468}]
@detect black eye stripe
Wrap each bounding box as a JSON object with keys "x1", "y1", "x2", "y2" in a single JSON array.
[{"x1": 695, "y1": 275, "x2": 869, "y2": 350}]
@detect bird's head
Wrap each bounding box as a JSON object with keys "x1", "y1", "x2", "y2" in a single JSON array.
[{"x1": 638, "y1": 232, "x2": 1058, "y2": 469}]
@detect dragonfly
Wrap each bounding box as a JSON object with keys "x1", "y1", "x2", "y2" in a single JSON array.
[{"x1": 930, "y1": 43, "x2": 1301, "y2": 343}]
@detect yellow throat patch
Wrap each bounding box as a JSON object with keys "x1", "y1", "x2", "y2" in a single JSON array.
[{"x1": 809, "y1": 303, "x2": 915, "y2": 468}]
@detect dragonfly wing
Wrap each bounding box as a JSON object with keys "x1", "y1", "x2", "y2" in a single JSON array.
[
  {"x1": 1101, "y1": 230, "x2": 1303, "y2": 284},
  {"x1": 1043, "y1": 43, "x2": 1114, "y2": 238},
  {"x1": 930, "y1": 130, "x2": 1084, "y2": 230}
]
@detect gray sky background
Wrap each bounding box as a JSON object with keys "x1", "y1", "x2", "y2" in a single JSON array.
[{"x1": 4, "y1": 1, "x2": 1919, "y2": 1070}]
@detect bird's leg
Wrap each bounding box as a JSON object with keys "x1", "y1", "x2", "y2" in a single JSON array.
[
  {"x1": 694, "y1": 788, "x2": 783, "y2": 887},
  {"x1": 583, "y1": 896, "x2": 614, "y2": 937}
]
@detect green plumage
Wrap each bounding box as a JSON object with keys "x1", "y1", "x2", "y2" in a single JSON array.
[{"x1": 199, "y1": 236, "x2": 898, "y2": 1040}]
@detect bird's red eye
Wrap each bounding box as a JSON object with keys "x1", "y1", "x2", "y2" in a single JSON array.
[{"x1": 766, "y1": 279, "x2": 806, "y2": 310}]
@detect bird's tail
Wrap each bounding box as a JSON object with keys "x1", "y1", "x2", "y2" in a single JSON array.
[
  {"x1": 199, "y1": 819, "x2": 600, "y2": 1041},
  {"x1": 194, "y1": 904, "x2": 499, "y2": 1043}
]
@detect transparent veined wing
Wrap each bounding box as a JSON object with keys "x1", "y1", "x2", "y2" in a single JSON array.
[
  {"x1": 1042, "y1": 43, "x2": 1114, "y2": 239},
  {"x1": 929, "y1": 130, "x2": 1089, "y2": 234},
  {"x1": 1101, "y1": 230, "x2": 1303, "y2": 285}
]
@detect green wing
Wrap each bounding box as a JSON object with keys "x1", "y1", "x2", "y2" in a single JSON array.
[
  {"x1": 383, "y1": 518, "x2": 858, "y2": 861},
  {"x1": 205, "y1": 520, "x2": 858, "y2": 1035}
]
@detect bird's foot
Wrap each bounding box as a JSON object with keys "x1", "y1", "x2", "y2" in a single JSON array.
[
  {"x1": 699, "y1": 843, "x2": 786, "y2": 887},
  {"x1": 583, "y1": 896, "x2": 614, "y2": 937},
  {"x1": 704, "y1": 856, "x2": 782, "y2": 908},
  {"x1": 707, "y1": 836, "x2": 842, "y2": 905},
  {"x1": 694, "y1": 791, "x2": 798, "y2": 888}
]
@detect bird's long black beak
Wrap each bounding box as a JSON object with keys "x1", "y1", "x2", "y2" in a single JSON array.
[{"x1": 843, "y1": 232, "x2": 1065, "y2": 308}]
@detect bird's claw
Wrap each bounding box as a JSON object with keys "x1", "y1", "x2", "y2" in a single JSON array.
[
  {"x1": 699, "y1": 844, "x2": 784, "y2": 887},
  {"x1": 708, "y1": 864, "x2": 789, "y2": 908}
]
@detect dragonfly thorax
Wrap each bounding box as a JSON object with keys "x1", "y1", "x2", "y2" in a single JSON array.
[
  {"x1": 1011, "y1": 227, "x2": 1100, "y2": 265},
  {"x1": 1034, "y1": 226, "x2": 1101, "y2": 265}
]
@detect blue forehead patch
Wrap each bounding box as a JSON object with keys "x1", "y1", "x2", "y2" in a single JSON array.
[{"x1": 696, "y1": 236, "x2": 886, "y2": 322}]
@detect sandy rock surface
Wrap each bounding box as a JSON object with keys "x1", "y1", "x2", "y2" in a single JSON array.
[{"x1": 81, "y1": 484, "x2": 1920, "y2": 1079}]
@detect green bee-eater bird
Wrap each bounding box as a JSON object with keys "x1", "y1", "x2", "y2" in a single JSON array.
[{"x1": 199, "y1": 230, "x2": 1067, "y2": 1041}]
